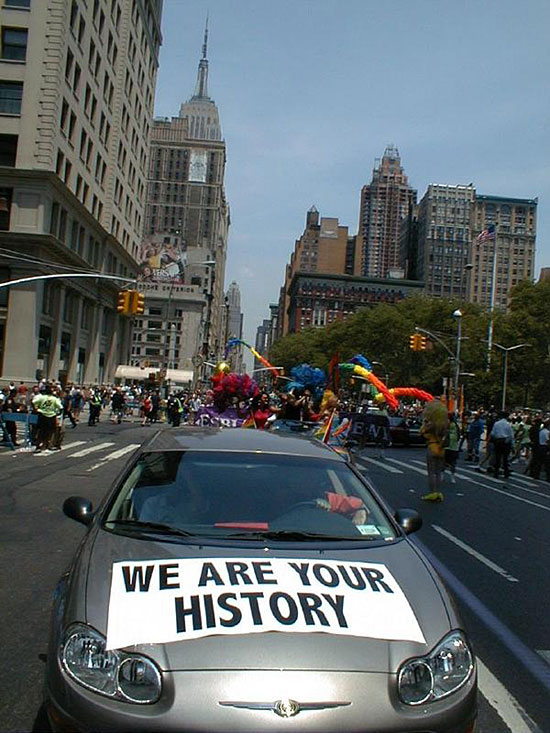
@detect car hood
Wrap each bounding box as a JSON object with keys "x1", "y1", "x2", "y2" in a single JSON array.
[{"x1": 82, "y1": 529, "x2": 455, "y2": 674}]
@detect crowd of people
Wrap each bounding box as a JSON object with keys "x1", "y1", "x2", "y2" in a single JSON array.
[
  {"x1": 1, "y1": 379, "x2": 550, "y2": 486},
  {"x1": 419, "y1": 406, "x2": 550, "y2": 502}
]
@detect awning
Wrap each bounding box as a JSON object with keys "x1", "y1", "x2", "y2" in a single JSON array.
[{"x1": 114, "y1": 365, "x2": 193, "y2": 383}]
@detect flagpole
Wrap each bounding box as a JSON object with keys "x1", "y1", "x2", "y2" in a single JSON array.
[{"x1": 485, "y1": 224, "x2": 497, "y2": 371}]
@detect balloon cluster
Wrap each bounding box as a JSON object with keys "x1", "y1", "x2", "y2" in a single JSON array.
[{"x1": 210, "y1": 372, "x2": 259, "y2": 412}]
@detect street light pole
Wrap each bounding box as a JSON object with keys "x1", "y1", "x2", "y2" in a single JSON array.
[
  {"x1": 372, "y1": 361, "x2": 389, "y2": 385},
  {"x1": 453, "y1": 309, "x2": 463, "y2": 400},
  {"x1": 492, "y1": 342, "x2": 531, "y2": 411}
]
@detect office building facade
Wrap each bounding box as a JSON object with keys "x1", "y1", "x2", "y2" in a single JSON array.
[
  {"x1": 225, "y1": 280, "x2": 243, "y2": 372},
  {"x1": 0, "y1": 0, "x2": 162, "y2": 383},
  {"x1": 277, "y1": 206, "x2": 360, "y2": 337},
  {"x1": 415, "y1": 184, "x2": 475, "y2": 300},
  {"x1": 358, "y1": 145, "x2": 416, "y2": 278},
  {"x1": 131, "y1": 25, "x2": 230, "y2": 387},
  {"x1": 470, "y1": 194, "x2": 537, "y2": 310},
  {"x1": 285, "y1": 273, "x2": 423, "y2": 335}
]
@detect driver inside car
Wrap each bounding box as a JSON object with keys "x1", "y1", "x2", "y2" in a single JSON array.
[{"x1": 138, "y1": 469, "x2": 211, "y2": 526}]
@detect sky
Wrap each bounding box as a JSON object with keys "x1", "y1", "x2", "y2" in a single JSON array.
[{"x1": 154, "y1": 0, "x2": 550, "y2": 352}]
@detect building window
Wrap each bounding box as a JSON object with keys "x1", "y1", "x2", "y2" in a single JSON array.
[
  {"x1": 1, "y1": 27, "x2": 28, "y2": 61},
  {"x1": 0, "y1": 81, "x2": 23, "y2": 114},
  {"x1": 0, "y1": 134, "x2": 17, "y2": 166},
  {"x1": 4, "y1": 0, "x2": 31, "y2": 7}
]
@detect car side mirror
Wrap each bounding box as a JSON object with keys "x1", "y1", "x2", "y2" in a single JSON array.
[
  {"x1": 394, "y1": 508, "x2": 422, "y2": 535},
  {"x1": 63, "y1": 496, "x2": 94, "y2": 526}
]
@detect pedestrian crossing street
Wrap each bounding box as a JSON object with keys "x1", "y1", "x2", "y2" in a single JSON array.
[{"x1": 0, "y1": 439, "x2": 140, "y2": 472}]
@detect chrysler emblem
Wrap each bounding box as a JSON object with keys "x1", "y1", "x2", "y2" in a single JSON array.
[
  {"x1": 219, "y1": 699, "x2": 350, "y2": 715},
  {"x1": 273, "y1": 698, "x2": 300, "y2": 717}
]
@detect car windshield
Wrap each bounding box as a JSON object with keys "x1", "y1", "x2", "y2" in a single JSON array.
[{"x1": 103, "y1": 450, "x2": 398, "y2": 542}]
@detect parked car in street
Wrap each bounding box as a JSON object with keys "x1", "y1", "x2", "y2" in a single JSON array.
[
  {"x1": 45, "y1": 428, "x2": 476, "y2": 732},
  {"x1": 389, "y1": 416, "x2": 425, "y2": 447}
]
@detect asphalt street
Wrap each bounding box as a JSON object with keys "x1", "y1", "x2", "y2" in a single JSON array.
[{"x1": 0, "y1": 418, "x2": 548, "y2": 732}]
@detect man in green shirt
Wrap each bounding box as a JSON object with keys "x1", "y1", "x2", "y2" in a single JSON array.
[{"x1": 33, "y1": 385, "x2": 63, "y2": 452}]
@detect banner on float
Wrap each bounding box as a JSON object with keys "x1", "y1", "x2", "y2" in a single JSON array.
[
  {"x1": 195, "y1": 406, "x2": 248, "y2": 428},
  {"x1": 106, "y1": 556, "x2": 425, "y2": 650}
]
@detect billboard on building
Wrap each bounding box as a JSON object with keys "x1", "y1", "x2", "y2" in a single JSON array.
[{"x1": 138, "y1": 235, "x2": 187, "y2": 283}]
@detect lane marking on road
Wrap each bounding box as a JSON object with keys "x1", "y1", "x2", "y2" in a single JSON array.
[
  {"x1": 86, "y1": 444, "x2": 140, "y2": 472},
  {"x1": 406, "y1": 460, "x2": 550, "y2": 512},
  {"x1": 432, "y1": 524, "x2": 519, "y2": 583},
  {"x1": 356, "y1": 457, "x2": 403, "y2": 473},
  {"x1": 385, "y1": 457, "x2": 427, "y2": 475},
  {"x1": 69, "y1": 442, "x2": 115, "y2": 458},
  {"x1": 457, "y1": 464, "x2": 539, "y2": 490},
  {"x1": 536, "y1": 650, "x2": 550, "y2": 665},
  {"x1": 61, "y1": 441, "x2": 87, "y2": 451},
  {"x1": 477, "y1": 657, "x2": 542, "y2": 733},
  {"x1": 414, "y1": 539, "x2": 550, "y2": 695}
]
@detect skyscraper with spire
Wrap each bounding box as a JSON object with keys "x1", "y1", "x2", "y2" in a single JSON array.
[
  {"x1": 179, "y1": 19, "x2": 222, "y2": 142},
  {"x1": 135, "y1": 22, "x2": 230, "y2": 384}
]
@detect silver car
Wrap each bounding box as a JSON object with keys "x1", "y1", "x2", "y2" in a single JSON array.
[{"x1": 45, "y1": 428, "x2": 477, "y2": 732}]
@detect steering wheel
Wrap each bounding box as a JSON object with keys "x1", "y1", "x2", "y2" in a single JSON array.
[{"x1": 281, "y1": 499, "x2": 322, "y2": 514}]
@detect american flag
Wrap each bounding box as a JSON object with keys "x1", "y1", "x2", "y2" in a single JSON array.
[{"x1": 477, "y1": 224, "x2": 496, "y2": 243}]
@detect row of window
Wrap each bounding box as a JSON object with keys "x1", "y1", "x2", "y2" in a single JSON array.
[{"x1": 49, "y1": 200, "x2": 131, "y2": 280}]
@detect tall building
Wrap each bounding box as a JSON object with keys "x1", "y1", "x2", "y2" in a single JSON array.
[
  {"x1": 0, "y1": 0, "x2": 162, "y2": 383},
  {"x1": 277, "y1": 206, "x2": 359, "y2": 336},
  {"x1": 415, "y1": 184, "x2": 475, "y2": 300},
  {"x1": 225, "y1": 280, "x2": 243, "y2": 372},
  {"x1": 358, "y1": 146, "x2": 416, "y2": 278},
  {"x1": 132, "y1": 22, "x2": 230, "y2": 387},
  {"x1": 470, "y1": 195, "x2": 537, "y2": 310},
  {"x1": 253, "y1": 302, "x2": 278, "y2": 374}
]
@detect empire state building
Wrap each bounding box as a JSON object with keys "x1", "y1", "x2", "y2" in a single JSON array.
[{"x1": 138, "y1": 23, "x2": 230, "y2": 382}]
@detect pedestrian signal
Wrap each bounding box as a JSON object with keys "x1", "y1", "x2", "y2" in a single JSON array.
[
  {"x1": 117, "y1": 291, "x2": 131, "y2": 315},
  {"x1": 132, "y1": 291, "x2": 145, "y2": 315}
]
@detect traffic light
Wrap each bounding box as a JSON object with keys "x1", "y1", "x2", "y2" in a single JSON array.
[
  {"x1": 131, "y1": 290, "x2": 145, "y2": 315},
  {"x1": 409, "y1": 334, "x2": 420, "y2": 351},
  {"x1": 419, "y1": 335, "x2": 427, "y2": 350},
  {"x1": 117, "y1": 290, "x2": 131, "y2": 316}
]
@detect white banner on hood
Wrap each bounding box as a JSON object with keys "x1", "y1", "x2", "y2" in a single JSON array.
[{"x1": 106, "y1": 557, "x2": 425, "y2": 650}]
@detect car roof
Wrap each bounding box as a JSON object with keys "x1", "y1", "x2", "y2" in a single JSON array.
[{"x1": 141, "y1": 426, "x2": 343, "y2": 461}]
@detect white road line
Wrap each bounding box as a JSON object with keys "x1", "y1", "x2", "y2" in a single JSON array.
[
  {"x1": 408, "y1": 460, "x2": 550, "y2": 512},
  {"x1": 86, "y1": 444, "x2": 140, "y2": 472},
  {"x1": 61, "y1": 441, "x2": 87, "y2": 451},
  {"x1": 432, "y1": 525, "x2": 519, "y2": 582},
  {"x1": 385, "y1": 457, "x2": 427, "y2": 475},
  {"x1": 356, "y1": 457, "x2": 403, "y2": 473},
  {"x1": 458, "y1": 464, "x2": 538, "y2": 489},
  {"x1": 477, "y1": 657, "x2": 542, "y2": 732},
  {"x1": 69, "y1": 442, "x2": 115, "y2": 458},
  {"x1": 536, "y1": 650, "x2": 550, "y2": 665}
]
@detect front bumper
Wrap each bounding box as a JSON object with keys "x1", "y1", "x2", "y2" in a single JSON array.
[{"x1": 46, "y1": 668, "x2": 477, "y2": 733}]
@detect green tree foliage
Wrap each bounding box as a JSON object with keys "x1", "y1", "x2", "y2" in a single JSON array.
[{"x1": 269, "y1": 282, "x2": 550, "y2": 409}]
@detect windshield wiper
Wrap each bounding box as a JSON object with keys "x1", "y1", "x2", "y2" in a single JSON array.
[
  {"x1": 223, "y1": 529, "x2": 367, "y2": 541},
  {"x1": 103, "y1": 519, "x2": 195, "y2": 538}
]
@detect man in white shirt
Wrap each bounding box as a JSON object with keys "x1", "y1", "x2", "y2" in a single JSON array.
[
  {"x1": 531, "y1": 419, "x2": 550, "y2": 481},
  {"x1": 490, "y1": 411, "x2": 514, "y2": 480}
]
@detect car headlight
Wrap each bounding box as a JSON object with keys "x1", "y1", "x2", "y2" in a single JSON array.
[
  {"x1": 398, "y1": 630, "x2": 474, "y2": 705},
  {"x1": 60, "y1": 624, "x2": 161, "y2": 704}
]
